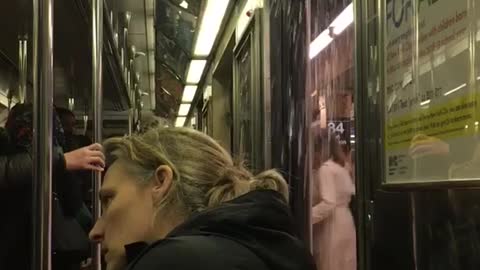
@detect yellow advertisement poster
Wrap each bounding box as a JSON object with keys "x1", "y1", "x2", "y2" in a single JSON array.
[{"x1": 384, "y1": 0, "x2": 480, "y2": 184}]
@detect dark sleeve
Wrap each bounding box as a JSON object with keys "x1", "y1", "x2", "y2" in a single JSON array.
[
  {"x1": 77, "y1": 135, "x2": 92, "y2": 148},
  {"x1": 57, "y1": 171, "x2": 84, "y2": 217},
  {"x1": 0, "y1": 147, "x2": 66, "y2": 192}
]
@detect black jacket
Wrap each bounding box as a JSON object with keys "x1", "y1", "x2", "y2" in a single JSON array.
[
  {"x1": 65, "y1": 133, "x2": 94, "y2": 206},
  {"x1": 125, "y1": 190, "x2": 316, "y2": 270},
  {"x1": 0, "y1": 128, "x2": 83, "y2": 270}
]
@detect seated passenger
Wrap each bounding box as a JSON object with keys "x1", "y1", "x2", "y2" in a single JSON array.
[
  {"x1": 0, "y1": 103, "x2": 105, "y2": 270},
  {"x1": 89, "y1": 127, "x2": 316, "y2": 270}
]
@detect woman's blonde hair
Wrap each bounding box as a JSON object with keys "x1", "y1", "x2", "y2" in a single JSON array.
[{"x1": 103, "y1": 127, "x2": 288, "y2": 214}]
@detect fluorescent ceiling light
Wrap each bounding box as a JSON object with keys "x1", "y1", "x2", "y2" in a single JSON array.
[
  {"x1": 186, "y1": 60, "x2": 207, "y2": 84},
  {"x1": 0, "y1": 90, "x2": 17, "y2": 108},
  {"x1": 444, "y1": 83, "x2": 467, "y2": 96},
  {"x1": 182, "y1": 85, "x2": 197, "y2": 102},
  {"x1": 331, "y1": 3, "x2": 354, "y2": 35},
  {"x1": 309, "y1": 31, "x2": 333, "y2": 59},
  {"x1": 309, "y1": 3, "x2": 353, "y2": 59},
  {"x1": 178, "y1": 103, "x2": 191, "y2": 116},
  {"x1": 180, "y1": 1, "x2": 189, "y2": 9},
  {"x1": 175, "y1": 117, "x2": 186, "y2": 127},
  {"x1": 420, "y1": 99, "x2": 431, "y2": 106},
  {"x1": 194, "y1": 0, "x2": 230, "y2": 56},
  {"x1": 68, "y1": 98, "x2": 75, "y2": 111},
  {"x1": 0, "y1": 93, "x2": 9, "y2": 107}
]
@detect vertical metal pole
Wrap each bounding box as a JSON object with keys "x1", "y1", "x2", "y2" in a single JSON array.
[
  {"x1": 18, "y1": 36, "x2": 28, "y2": 103},
  {"x1": 128, "y1": 109, "x2": 133, "y2": 135},
  {"x1": 304, "y1": 0, "x2": 313, "y2": 252},
  {"x1": 22, "y1": 38, "x2": 28, "y2": 102},
  {"x1": 32, "y1": 0, "x2": 54, "y2": 269},
  {"x1": 18, "y1": 38, "x2": 24, "y2": 103},
  {"x1": 92, "y1": 0, "x2": 103, "y2": 269}
]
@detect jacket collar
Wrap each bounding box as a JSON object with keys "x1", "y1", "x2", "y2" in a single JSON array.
[{"x1": 125, "y1": 242, "x2": 149, "y2": 265}]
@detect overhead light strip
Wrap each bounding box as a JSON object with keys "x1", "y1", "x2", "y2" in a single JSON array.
[
  {"x1": 182, "y1": 85, "x2": 197, "y2": 102},
  {"x1": 178, "y1": 103, "x2": 191, "y2": 116},
  {"x1": 186, "y1": 60, "x2": 207, "y2": 84},
  {"x1": 194, "y1": 0, "x2": 230, "y2": 57},
  {"x1": 0, "y1": 90, "x2": 18, "y2": 108},
  {"x1": 309, "y1": 3, "x2": 353, "y2": 59},
  {"x1": 444, "y1": 83, "x2": 467, "y2": 96},
  {"x1": 180, "y1": 1, "x2": 189, "y2": 9},
  {"x1": 420, "y1": 99, "x2": 431, "y2": 106},
  {"x1": 175, "y1": 117, "x2": 186, "y2": 127}
]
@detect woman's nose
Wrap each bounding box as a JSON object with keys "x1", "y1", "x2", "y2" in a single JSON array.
[{"x1": 89, "y1": 220, "x2": 104, "y2": 243}]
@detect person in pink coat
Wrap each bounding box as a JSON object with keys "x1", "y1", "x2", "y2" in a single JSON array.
[{"x1": 311, "y1": 137, "x2": 356, "y2": 270}]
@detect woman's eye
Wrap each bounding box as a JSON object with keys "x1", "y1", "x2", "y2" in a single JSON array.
[{"x1": 101, "y1": 196, "x2": 113, "y2": 209}]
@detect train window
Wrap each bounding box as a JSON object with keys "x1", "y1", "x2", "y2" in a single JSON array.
[
  {"x1": 309, "y1": 0, "x2": 357, "y2": 269},
  {"x1": 237, "y1": 43, "x2": 253, "y2": 163}
]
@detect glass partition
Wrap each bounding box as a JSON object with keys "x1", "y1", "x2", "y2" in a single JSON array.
[
  {"x1": 309, "y1": 0, "x2": 357, "y2": 269},
  {"x1": 383, "y1": 0, "x2": 480, "y2": 186},
  {"x1": 359, "y1": 1, "x2": 480, "y2": 270}
]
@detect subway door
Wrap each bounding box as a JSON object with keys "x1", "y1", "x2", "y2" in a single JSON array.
[
  {"x1": 233, "y1": 8, "x2": 264, "y2": 172},
  {"x1": 354, "y1": 0, "x2": 416, "y2": 269},
  {"x1": 211, "y1": 35, "x2": 235, "y2": 153}
]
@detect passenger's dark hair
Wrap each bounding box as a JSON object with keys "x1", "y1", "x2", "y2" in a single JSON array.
[
  {"x1": 55, "y1": 107, "x2": 75, "y2": 119},
  {"x1": 5, "y1": 103, "x2": 66, "y2": 148},
  {"x1": 314, "y1": 135, "x2": 322, "y2": 153}
]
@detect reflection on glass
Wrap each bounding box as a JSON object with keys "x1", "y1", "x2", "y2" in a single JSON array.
[
  {"x1": 384, "y1": 0, "x2": 480, "y2": 184},
  {"x1": 309, "y1": 0, "x2": 356, "y2": 269},
  {"x1": 312, "y1": 136, "x2": 356, "y2": 270},
  {"x1": 238, "y1": 44, "x2": 252, "y2": 161}
]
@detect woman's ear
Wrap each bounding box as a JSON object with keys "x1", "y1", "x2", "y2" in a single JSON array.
[{"x1": 151, "y1": 165, "x2": 173, "y2": 204}]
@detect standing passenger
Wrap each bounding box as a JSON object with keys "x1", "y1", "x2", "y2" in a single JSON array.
[
  {"x1": 57, "y1": 107, "x2": 94, "y2": 224},
  {"x1": 311, "y1": 137, "x2": 356, "y2": 270},
  {"x1": 0, "y1": 103, "x2": 105, "y2": 270},
  {"x1": 89, "y1": 127, "x2": 316, "y2": 270}
]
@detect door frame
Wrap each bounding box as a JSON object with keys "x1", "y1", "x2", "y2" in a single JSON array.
[{"x1": 232, "y1": 9, "x2": 264, "y2": 171}]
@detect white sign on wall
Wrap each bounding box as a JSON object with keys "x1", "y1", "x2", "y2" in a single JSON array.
[{"x1": 384, "y1": 0, "x2": 480, "y2": 184}]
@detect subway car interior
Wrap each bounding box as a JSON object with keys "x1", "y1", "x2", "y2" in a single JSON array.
[{"x1": 2, "y1": 0, "x2": 480, "y2": 270}]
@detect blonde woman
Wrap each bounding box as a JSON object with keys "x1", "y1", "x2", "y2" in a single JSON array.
[{"x1": 89, "y1": 127, "x2": 316, "y2": 270}]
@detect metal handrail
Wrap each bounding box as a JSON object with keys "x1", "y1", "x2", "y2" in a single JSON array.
[
  {"x1": 32, "y1": 0, "x2": 54, "y2": 269},
  {"x1": 92, "y1": 0, "x2": 104, "y2": 269}
]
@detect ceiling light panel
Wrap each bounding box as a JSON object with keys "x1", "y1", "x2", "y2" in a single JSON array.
[
  {"x1": 178, "y1": 103, "x2": 191, "y2": 116},
  {"x1": 194, "y1": 0, "x2": 230, "y2": 56},
  {"x1": 175, "y1": 117, "x2": 186, "y2": 127},
  {"x1": 182, "y1": 85, "x2": 197, "y2": 102},
  {"x1": 186, "y1": 60, "x2": 207, "y2": 84}
]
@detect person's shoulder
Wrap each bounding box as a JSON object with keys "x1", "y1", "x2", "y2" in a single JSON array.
[
  {"x1": 74, "y1": 134, "x2": 92, "y2": 146},
  {"x1": 129, "y1": 235, "x2": 266, "y2": 270},
  {"x1": 0, "y1": 127, "x2": 9, "y2": 154},
  {"x1": 0, "y1": 127, "x2": 8, "y2": 143}
]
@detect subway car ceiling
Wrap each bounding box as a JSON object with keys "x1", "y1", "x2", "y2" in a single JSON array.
[{"x1": 0, "y1": 0, "x2": 232, "y2": 131}]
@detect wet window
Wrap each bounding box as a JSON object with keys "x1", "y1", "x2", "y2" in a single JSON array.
[
  {"x1": 309, "y1": 0, "x2": 357, "y2": 269},
  {"x1": 364, "y1": 0, "x2": 480, "y2": 270},
  {"x1": 383, "y1": 0, "x2": 480, "y2": 185}
]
